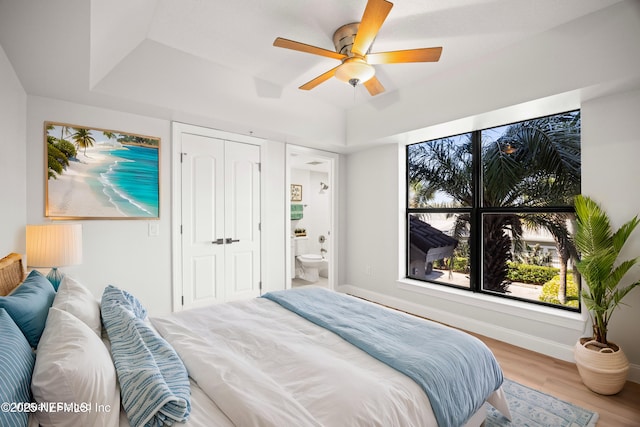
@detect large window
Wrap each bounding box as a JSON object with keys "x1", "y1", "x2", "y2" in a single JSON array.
[{"x1": 406, "y1": 110, "x2": 581, "y2": 310}]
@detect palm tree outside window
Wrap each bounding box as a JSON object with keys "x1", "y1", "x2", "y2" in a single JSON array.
[{"x1": 406, "y1": 110, "x2": 581, "y2": 310}]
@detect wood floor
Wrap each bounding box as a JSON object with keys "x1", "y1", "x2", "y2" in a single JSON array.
[
  {"x1": 473, "y1": 332, "x2": 640, "y2": 426},
  {"x1": 351, "y1": 294, "x2": 639, "y2": 425}
]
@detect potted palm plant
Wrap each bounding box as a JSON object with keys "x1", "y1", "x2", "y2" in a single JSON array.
[{"x1": 573, "y1": 195, "x2": 640, "y2": 395}]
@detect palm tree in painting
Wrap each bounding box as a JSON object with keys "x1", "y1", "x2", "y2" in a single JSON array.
[
  {"x1": 59, "y1": 125, "x2": 71, "y2": 144},
  {"x1": 47, "y1": 135, "x2": 67, "y2": 179},
  {"x1": 46, "y1": 124, "x2": 77, "y2": 178},
  {"x1": 72, "y1": 128, "x2": 95, "y2": 156},
  {"x1": 102, "y1": 130, "x2": 118, "y2": 146},
  {"x1": 408, "y1": 112, "x2": 581, "y2": 294}
]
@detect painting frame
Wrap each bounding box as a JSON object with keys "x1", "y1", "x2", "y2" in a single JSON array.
[
  {"x1": 290, "y1": 184, "x2": 302, "y2": 202},
  {"x1": 44, "y1": 121, "x2": 160, "y2": 220}
]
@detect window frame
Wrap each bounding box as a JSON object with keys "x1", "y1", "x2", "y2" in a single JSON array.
[{"x1": 405, "y1": 110, "x2": 581, "y2": 312}]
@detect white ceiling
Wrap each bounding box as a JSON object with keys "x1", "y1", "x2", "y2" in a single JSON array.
[{"x1": 0, "y1": 0, "x2": 631, "y2": 151}]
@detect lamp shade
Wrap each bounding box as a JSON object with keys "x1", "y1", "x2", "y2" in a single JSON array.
[
  {"x1": 26, "y1": 224, "x2": 83, "y2": 268},
  {"x1": 334, "y1": 58, "x2": 375, "y2": 84}
]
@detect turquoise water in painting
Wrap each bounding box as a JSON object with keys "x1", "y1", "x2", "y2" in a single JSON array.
[{"x1": 92, "y1": 145, "x2": 159, "y2": 217}]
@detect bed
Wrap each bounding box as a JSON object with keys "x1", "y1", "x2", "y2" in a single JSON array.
[{"x1": 0, "y1": 252, "x2": 510, "y2": 427}]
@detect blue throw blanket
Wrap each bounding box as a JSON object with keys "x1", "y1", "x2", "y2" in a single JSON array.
[
  {"x1": 263, "y1": 287, "x2": 503, "y2": 427},
  {"x1": 102, "y1": 286, "x2": 191, "y2": 427}
]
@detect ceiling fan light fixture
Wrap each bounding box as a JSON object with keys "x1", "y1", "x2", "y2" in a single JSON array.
[
  {"x1": 273, "y1": 0, "x2": 442, "y2": 96},
  {"x1": 334, "y1": 57, "x2": 375, "y2": 85}
]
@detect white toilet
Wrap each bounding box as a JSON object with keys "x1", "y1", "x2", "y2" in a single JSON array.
[{"x1": 294, "y1": 237, "x2": 328, "y2": 283}]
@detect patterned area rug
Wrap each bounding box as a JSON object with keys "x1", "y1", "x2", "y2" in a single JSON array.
[{"x1": 485, "y1": 379, "x2": 599, "y2": 427}]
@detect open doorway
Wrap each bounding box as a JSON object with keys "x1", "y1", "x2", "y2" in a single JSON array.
[{"x1": 286, "y1": 145, "x2": 339, "y2": 290}]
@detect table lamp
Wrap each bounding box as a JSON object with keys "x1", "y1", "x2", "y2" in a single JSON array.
[{"x1": 26, "y1": 223, "x2": 82, "y2": 290}]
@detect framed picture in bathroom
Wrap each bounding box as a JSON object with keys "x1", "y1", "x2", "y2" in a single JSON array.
[{"x1": 291, "y1": 184, "x2": 302, "y2": 202}]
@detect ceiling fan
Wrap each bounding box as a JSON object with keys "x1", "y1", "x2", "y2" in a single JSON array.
[{"x1": 273, "y1": 0, "x2": 442, "y2": 96}]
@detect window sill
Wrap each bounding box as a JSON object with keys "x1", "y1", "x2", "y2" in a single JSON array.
[{"x1": 397, "y1": 278, "x2": 587, "y2": 331}]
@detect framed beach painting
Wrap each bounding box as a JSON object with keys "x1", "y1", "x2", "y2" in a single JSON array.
[{"x1": 45, "y1": 122, "x2": 160, "y2": 219}]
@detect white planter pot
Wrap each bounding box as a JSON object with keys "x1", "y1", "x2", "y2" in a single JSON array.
[{"x1": 574, "y1": 338, "x2": 629, "y2": 395}]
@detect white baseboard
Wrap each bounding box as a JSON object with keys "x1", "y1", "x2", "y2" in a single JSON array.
[
  {"x1": 337, "y1": 284, "x2": 640, "y2": 385},
  {"x1": 629, "y1": 363, "x2": 640, "y2": 384}
]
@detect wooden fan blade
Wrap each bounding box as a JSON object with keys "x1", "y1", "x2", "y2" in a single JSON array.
[
  {"x1": 352, "y1": 0, "x2": 393, "y2": 57},
  {"x1": 299, "y1": 66, "x2": 340, "y2": 90},
  {"x1": 363, "y1": 76, "x2": 385, "y2": 96},
  {"x1": 274, "y1": 37, "x2": 346, "y2": 60},
  {"x1": 366, "y1": 47, "x2": 442, "y2": 64}
]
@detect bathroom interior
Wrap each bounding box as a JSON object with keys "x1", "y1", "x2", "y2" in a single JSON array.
[{"x1": 289, "y1": 151, "x2": 333, "y2": 288}]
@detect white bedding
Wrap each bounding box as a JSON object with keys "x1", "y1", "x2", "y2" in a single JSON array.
[
  {"x1": 151, "y1": 297, "x2": 510, "y2": 427},
  {"x1": 119, "y1": 379, "x2": 234, "y2": 427}
]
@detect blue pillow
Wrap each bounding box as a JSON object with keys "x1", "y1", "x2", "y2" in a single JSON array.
[
  {"x1": 0, "y1": 308, "x2": 35, "y2": 427},
  {"x1": 0, "y1": 270, "x2": 56, "y2": 347}
]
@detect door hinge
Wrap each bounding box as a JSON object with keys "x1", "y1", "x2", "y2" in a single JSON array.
[
  {"x1": 181, "y1": 152, "x2": 186, "y2": 163},
  {"x1": 257, "y1": 162, "x2": 261, "y2": 172},
  {"x1": 181, "y1": 296, "x2": 184, "y2": 306},
  {"x1": 180, "y1": 225, "x2": 183, "y2": 234},
  {"x1": 258, "y1": 222, "x2": 261, "y2": 231},
  {"x1": 259, "y1": 281, "x2": 262, "y2": 291}
]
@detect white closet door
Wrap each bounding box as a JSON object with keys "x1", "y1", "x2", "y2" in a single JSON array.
[
  {"x1": 224, "y1": 142, "x2": 261, "y2": 301},
  {"x1": 181, "y1": 133, "x2": 261, "y2": 309},
  {"x1": 181, "y1": 133, "x2": 226, "y2": 308}
]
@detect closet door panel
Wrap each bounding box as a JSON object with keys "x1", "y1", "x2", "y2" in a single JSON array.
[
  {"x1": 181, "y1": 134, "x2": 225, "y2": 308},
  {"x1": 224, "y1": 141, "x2": 261, "y2": 301}
]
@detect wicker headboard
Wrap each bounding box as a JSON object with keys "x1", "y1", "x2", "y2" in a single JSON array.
[{"x1": 0, "y1": 253, "x2": 25, "y2": 296}]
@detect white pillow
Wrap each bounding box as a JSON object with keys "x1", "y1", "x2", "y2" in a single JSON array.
[
  {"x1": 31, "y1": 307, "x2": 120, "y2": 427},
  {"x1": 52, "y1": 276, "x2": 101, "y2": 336}
]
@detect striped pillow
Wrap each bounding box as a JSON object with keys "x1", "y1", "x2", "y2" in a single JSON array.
[{"x1": 0, "y1": 308, "x2": 35, "y2": 427}]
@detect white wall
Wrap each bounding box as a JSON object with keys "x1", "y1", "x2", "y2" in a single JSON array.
[
  {"x1": 260, "y1": 140, "x2": 287, "y2": 294},
  {"x1": 26, "y1": 96, "x2": 173, "y2": 314},
  {"x1": 347, "y1": 0, "x2": 640, "y2": 148},
  {"x1": 344, "y1": 145, "x2": 400, "y2": 290},
  {"x1": 581, "y1": 88, "x2": 640, "y2": 369},
  {"x1": 342, "y1": 88, "x2": 640, "y2": 382},
  {"x1": 290, "y1": 168, "x2": 311, "y2": 235},
  {"x1": 24, "y1": 97, "x2": 286, "y2": 314},
  {"x1": 2, "y1": 0, "x2": 637, "y2": 382},
  {"x1": 2, "y1": 37, "x2": 288, "y2": 312},
  {"x1": 290, "y1": 168, "x2": 330, "y2": 256},
  {"x1": 340, "y1": 0, "x2": 640, "y2": 383},
  {"x1": 0, "y1": 44, "x2": 26, "y2": 256},
  {"x1": 308, "y1": 171, "x2": 331, "y2": 256}
]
